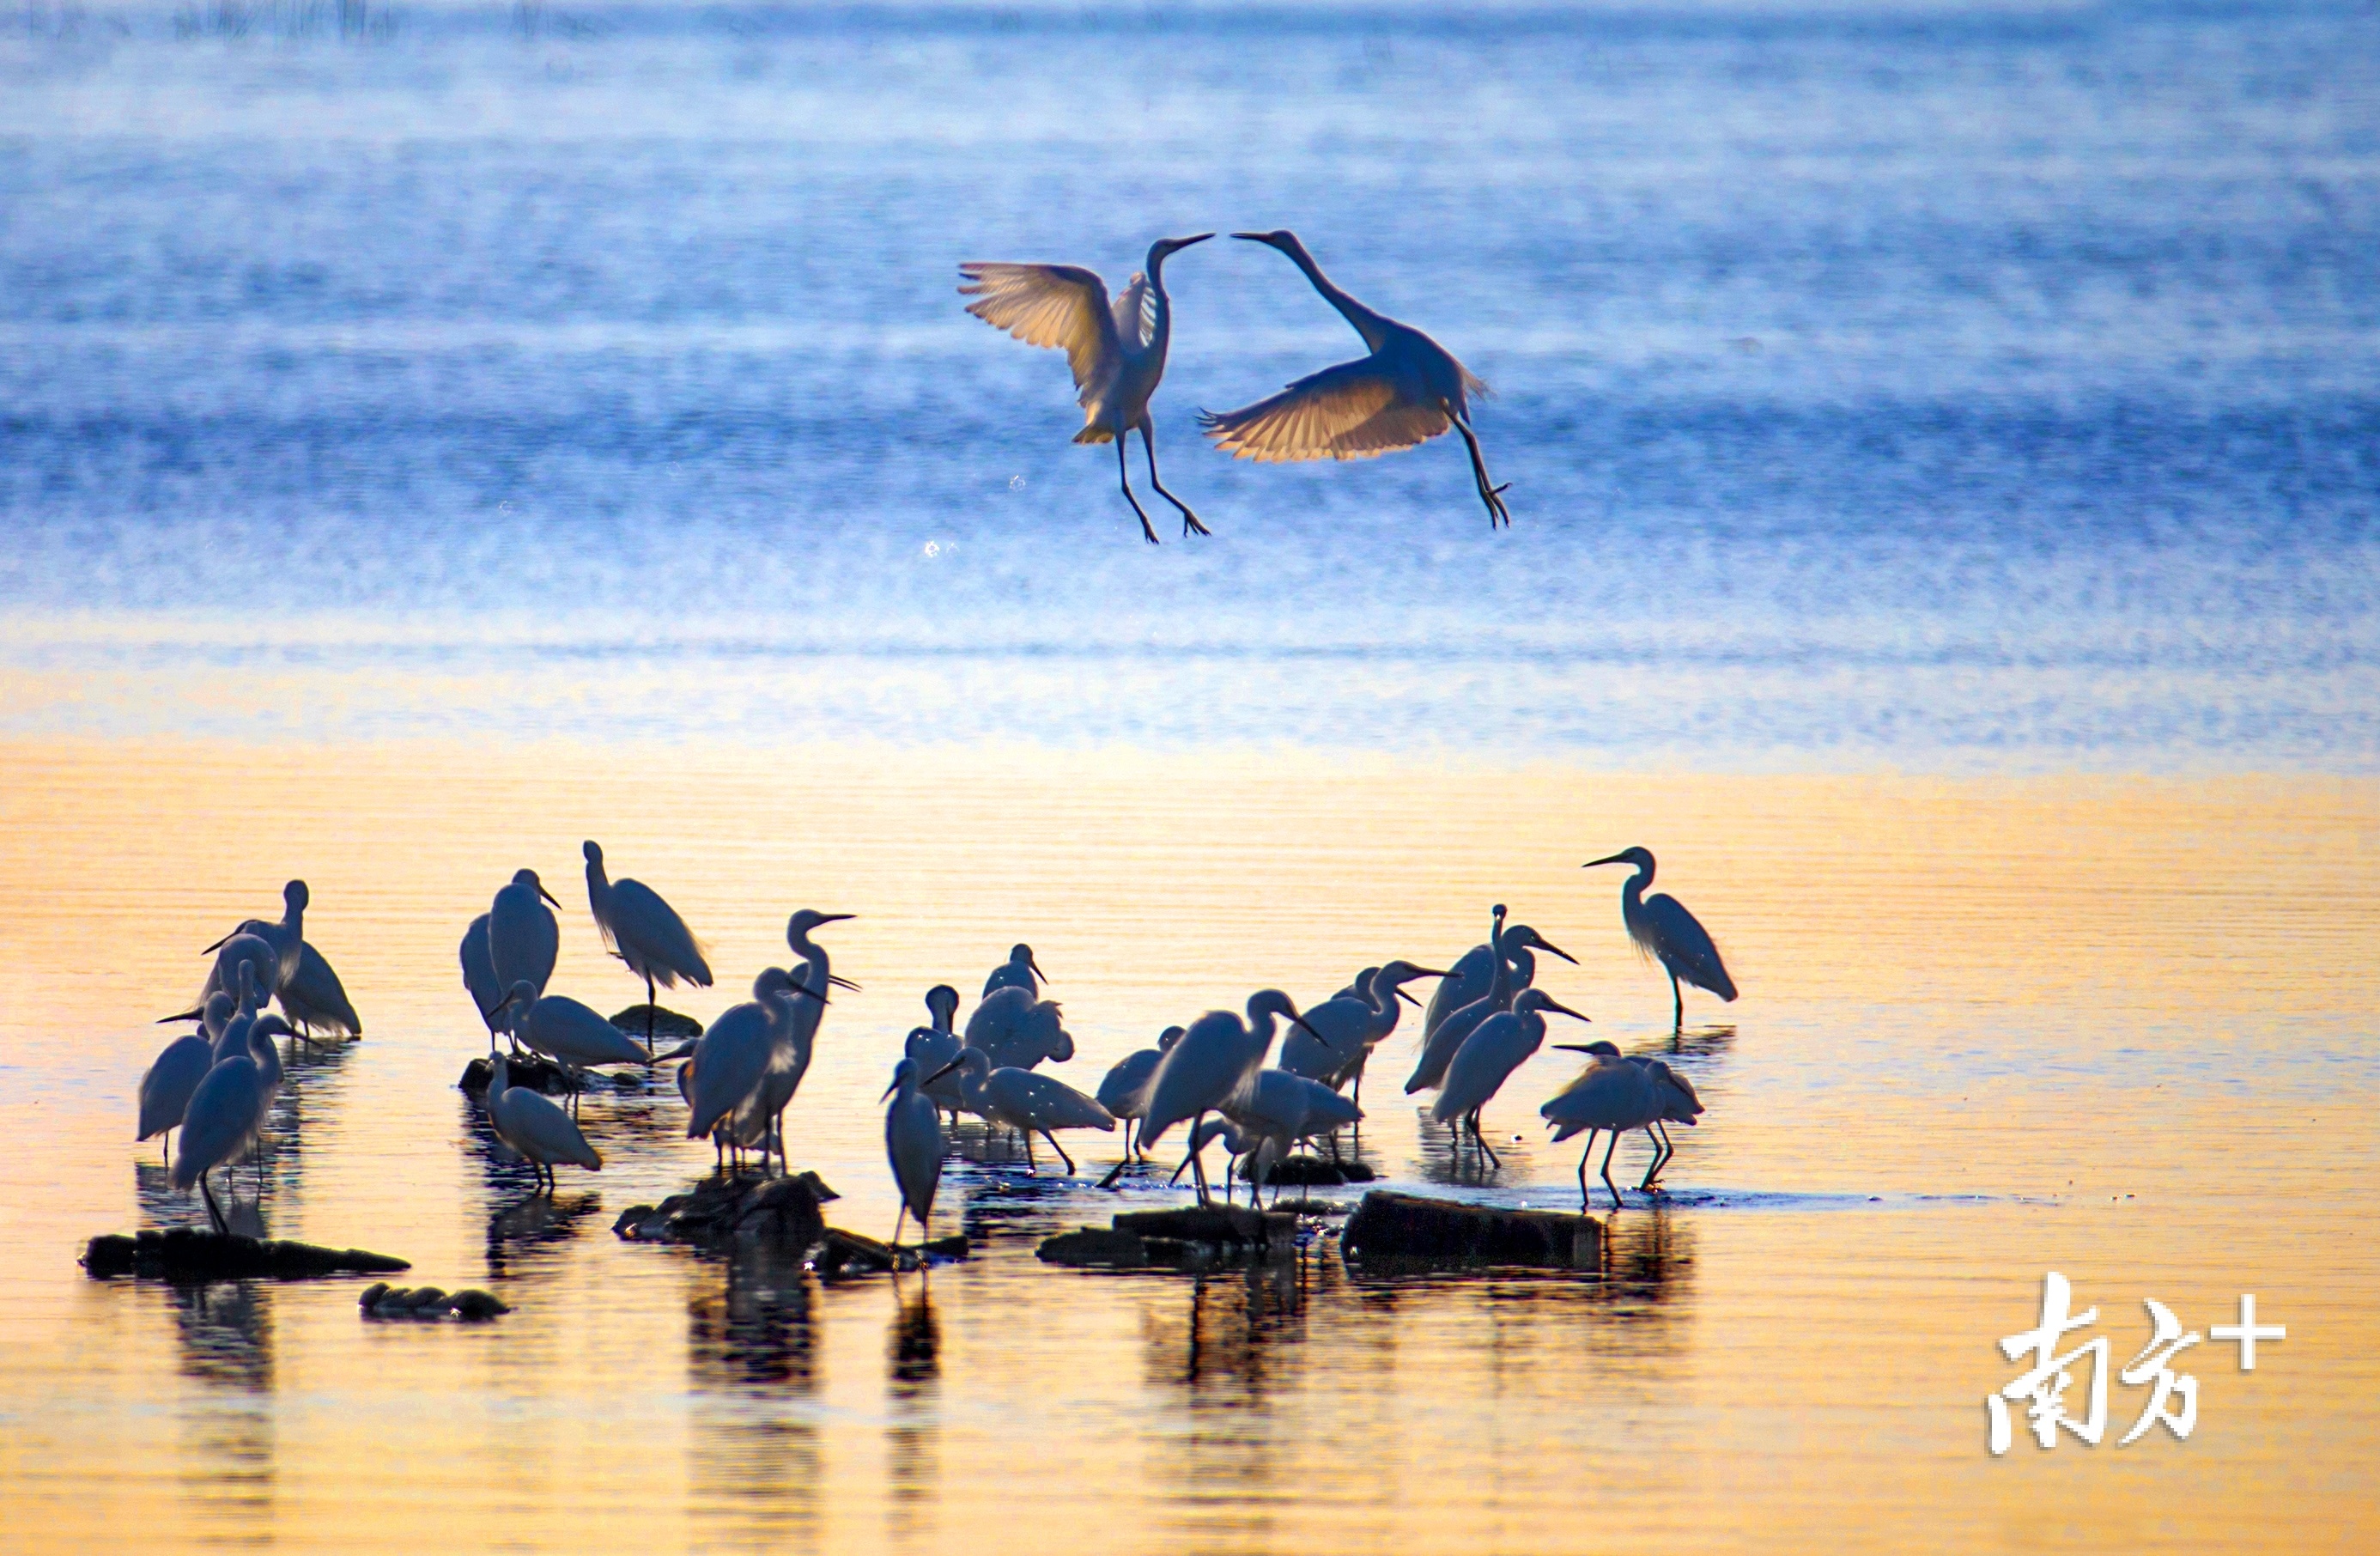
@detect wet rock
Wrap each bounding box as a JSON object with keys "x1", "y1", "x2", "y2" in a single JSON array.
[
  {"x1": 610, "y1": 1005, "x2": 704, "y2": 1041},
  {"x1": 358, "y1": 1284, "x2": 513, "y2": 1320},
  {"x1": 457, "y1": 1055, "x2": 579, "y2": 1096},
  {"x1": 449, "y1": 1288, "x2": 511, "y2": 1319},
  {"x1": 82, "y1": 1228, "x2": 410, "y2": 1282},
  {"x1": 1114, "y1": 1205, "x2": 1296, "y2": 1249},
  {"x1": 611, "y1": 1170, "x2": 837, "y2": 1248},
  {"x1": 922, "y1": 1235, "x2": 969, "y2": 1259},
  {"x1": 1339, "y1": 1190, "x2": 1601, "y2": 1270},
  {"x1": 813, "y1": 1226, "x2": 913, "y2": 1277},
  {"x1": 1256, "y1": 1154, "x2": 1379, "y2": 1187},
  {"x1": 1036, "y1": 1226, "x2": 1151, "y2": 1268}
]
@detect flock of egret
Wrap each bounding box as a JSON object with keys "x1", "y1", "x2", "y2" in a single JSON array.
[
  {"x1": 137, "y1": 841, "x2": 1739, "y2": 1237},
  {"x1": 963, "y1": 229, "x2": 1508, "y2": 543}
]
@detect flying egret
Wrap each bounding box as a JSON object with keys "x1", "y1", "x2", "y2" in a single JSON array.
[
  {"x1": 733, "y1": 910, "x2": 853, "y2": 1171},
  {"x1": 1281, "y1": 960, "x2": 1446, "y2": 1098},
  {"x1": 1584, "y1": 847, "x2": 1739, "y2": 1027},
  {"x1": 1422, "y1": 905, "x2": 1506, "y2": 1048},
  {"x1": 459, "y1": 915, "x2": 506, "y2": 1051},
  {"x1": 1406, "y1": 921, "x2": 1576, "y2": 1094},
  {"x1": 1201, "y1": 230, "x2": 1509, "y2": 526},
  {"x1": 1096, "y1": 1024, "x2": 1184, "y2": 1164},
  {"x1": 981, "y1": 944, "x2": 1047, "y2": 1000},
  {"x1": 963, "y1": 986, "x2": 1073, "y2": 1071},
  {"x1": 1431, "y1": 988, "x2": 1591, "y2": 1163},
  {"x1": 882, "y1": 1057, "x2": 945, "y2": 1247},
  {"x1": 485, "y1": 1054, "x2": 602, "y2": 1192},
  {"x1": 1138, "y1": 990, "x2": 1314, "y2": 1204},
  {"x1": 1541, "y1": 1039, "x2": 1661, "y2": 1211},
  {"x1": 684, "y1": 969, "x2": 811, "y2": 1146},
  {"x1": 960, "y1": 233, "x2": 1216, "y2": 544},
  {"x1": 202, "y1": 880, "x2": 307, "y2": 988},
  {"x1": 489, "y1": 868, "x2": 562, "y2": 1014},
  {"x1": 583, "y1": 840, "x2": 713, "y2": 1056},
  {"x1": 926, "y1": 1048, "x2": 1114, "y2": 1176},
  {"x1": 906, "y1": 985, "x2": 967, "y2": 1120},
  {"x1": 277, "y1": 943, "x2": 361, "y2": 1041},
  {"x1": 138, "y1": 1026, "x2": 218, "y2": 1165}
]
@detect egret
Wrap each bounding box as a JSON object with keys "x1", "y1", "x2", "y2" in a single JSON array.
[
  {"x1": 959, "y1": 234, "x2": 1216, "y2": 544},
  {"x1": 138, "y1": 1026, "x2": 218, "y2": 1165},
  {"x1": 1334, "y1": 965, "x2": 1381, "y2": 1001},
  {"x1": 583, "y1": 839, "x2": 713, "y2": 1057},
  {"x1": 1137, "y1": 990, "x2": 1313, "y2": 1204},
  {"x1": 963, "y1": 985, "x2": 1073, "y2": 1071},
  {"x1": 733, "y1": 910, "x2": 852, "y2": 1171},
  {"x1": 981, "y1": 944, "x2": 1047, "y2": 1000},
  {"x1": 203, "y1": 931, "x2": 283, "y2": 1008},
  {"x1": 1422, "y1": 905, "x2": 1506, "y2": 1048},
  {"x1": 684, "y1": 969, "x2": 811, "y2": 1146},
  {"x1": 1584, "y1": 847, "x2": 1739, "y2": 1027},
  {"x1": 202, "y1": 880, "x2": 307, "y2": 988},
  {"x1": 1224, "y1": 1068, "x2": 1363, "y2": 1194},
  {"x1": 1096, "y1": 1024, "x2": 1184, "y2": 1162},
  {"x1": 276, "y1": 943, "x2": 361, "y2": 1041},
  {"x1": 926, "y1": 1048, "x2": 1114, "y2": 1176},
  {"x1": 1629, "y1": 1055, "x2": 1704, "y2": 1190},
  {"x1": 489, "y1": 868, "x2": 562, "y2": 1014},
  {"x1": 495, "y1": 981, "x2": 654, "y2": 1112},
  {"x1": 460, "y1": 915, "x2": 504, "y2": 1050},
  {"x1": 172, "y1": 1011, "x2": 276, "y2": 1231},
  {"x1": 1406, "y1": 921, "x2": 1576, "y2": 1095},
  {"x1": 882, "y1": 1057, "x2": 945, "y2": 1247},
  {"x1": 1281, "y1": 960, "x2": 1446, "y2": 1097},
  {"x1": 1201, "y1": 230, "x2": 1509, "y2": 526},
  {"x1": 1431, "y1": 988, "x2": 1591, "y2": 1163},
  {"x1": 484, "y1": 1054, "x2": 602, "y2": 1192},
  {"x1": 1540, "y1": 1040, "x2": 1661, "y2": 1211},
  {"x1": 906, "y1": 985, "x2": 967, "y2": 1119}
]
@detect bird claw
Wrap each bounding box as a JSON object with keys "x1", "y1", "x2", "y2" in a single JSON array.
[{"x1": 1181, "y1": 514, "x2": 1211, "y2": 538}]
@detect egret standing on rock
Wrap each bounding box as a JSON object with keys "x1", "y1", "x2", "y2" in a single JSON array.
[
  {"x1": 484, "y1": 1054, "x2": 602, "y2": 1193},
  {"x1": 1584, "y1": 847, "x2": 1738, "y2": 1027},
  {"x1": 583, "y1": 840, "x2": 713, "y2": 1057},
  {"x1": 1138, "y1": 990, "x2": 1314, "y2": 1204},
  {"x1": 960, "y1": 234, "x2": 1216, "y2": 544},
  {"x1": 495, "y1": 982, "x2": 654, "y2": 1113},
  {"x1": 1202, "y1": 230, "x2": 1509, "y2": 526},
  {"x1": 489, "y1": 869, "x2": 562, "y2": 1014},
  {"x1": 883, "y1": 1057, "x2": 944, "y2": 1249},
  {"x1": 686, "y1": 969, "x2": 814, "y2": 1162},
  {"x1": 907, "y1": 985, "x2": 967, "y2": 1120}
]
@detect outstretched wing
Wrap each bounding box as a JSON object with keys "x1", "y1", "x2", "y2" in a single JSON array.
[
  {"x1": 1199, "y1": 357, "x2": 1450, "y2": 463},
  {"x1": 1111, "y1": 271, "x2": 1155, "y2": 350},
  {"x1": 957, "y1": 262, "x2": 1118, "y2": 393}
]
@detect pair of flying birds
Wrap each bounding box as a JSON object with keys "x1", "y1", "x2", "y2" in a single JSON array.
[{"x1": 960, "y1": 229, "x2": 1509, "y2": 544}]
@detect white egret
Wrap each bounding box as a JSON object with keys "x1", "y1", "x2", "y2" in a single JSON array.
[
  {"x1": 1096, "y1": 1024, "x2": 1183, "y2": 1162},
  {"x1": 583, "y1": 839, "x2": 713, "y2": 1056},
  {"x1": 172, "y1": 998, "x2": 277, "y2": 1231},
  {"x1": 1431, "y1": 988, "x2": 1592, "y2": 1163},
  {"x1": 1138, "y1": 990, "x2": 1314, "y2": 1204},
  {"x1": 201, "y1": 880, "x2": 307, "y2": 988},
  {"x1": 1422, "y1": 905, "x2": 1505, "y2": 1047},
  {"x1": 1333, "y1": 965, "x2": 1381, "y2": 1001},
  {"x1": 733, "y1": 910, "x2": 853, "y2": 1171},
  {"x1": 906, "y1": 985, "x2": 967, "y2": 1118},
  {"x1": 684, "y1": 969, "x2": 811, "y2": 1146},
  {"x1": 981, "y1": 944, "x2": 1047, "y2": 1000},
  {"x1": 926, "y1": 1048, "x2": 1114, "y2": 1176},
  {"x1": 1222, "y1": 1068, "x2": 1363, "y2": 1195},
  {"x1": 485, "y1": 1054, "x2": 602, "y2": 1192},
  {"x1": 203, "y1": 931, "x2": 283, "y2": 1008},
  {"x1": 138, "y1": 1027, "x2": 217, "y2": 1165},
  {"x1": 1201, "y1": 230, "x2": 1509, "y2": 526},
  {"x1": 1281, "y1": 960, "x2": 1447, "y2": 1097},
  {"x1": 963, "y1": 986, "x2": 1073, "y2": 1072},
  {"x1": 495, "y1": 981, "x2": 653, "y2": 1112},
  {"x1": 1628, "y1": 1055, "x2": 1704, "y2": 1189},
  {"x1": 882, "y1": 1057, "x2": 945, "y2": 1247},
  {"x1": 960, "y1": 234, "x2": 1216, "y2": 544},
  {"x1": 277, "y1": 943, "x2": 361, "y2": 1041},
  {"x1": 460, "y1": 914, "x2": 503, "y2": 1050},
  {"x1": 1541, "y1": 1039, "x2": 1661, "y2": 1211},
  {"x1": 489, "y1": 868, "x2": 562, "y2": 1014},
  {"x1": 1406, "y1": 921, "x2": 1576, "y2": 1094},
  {"x1": 1584, "y1": 847, "x2": 1739, "y2": 1026}
]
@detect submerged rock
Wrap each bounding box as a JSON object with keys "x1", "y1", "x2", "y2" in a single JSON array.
[
  {"x1": 1036, "y1": 1226, "x2": 1151, "y2": 1268},
  {"x1": 457, "y1": 1055, "x2": 579, "y2": 1096},
  {"x1": 1037, "y1": 1205, "x2": 1301, "y2": 1269},
  {"x1": 611, "y1": 1170, "x2": 838, "y2": 1248},
  {"x1": 1114, "y1": 1205, "x2": 1297, "y2": 1248},
  {"x1": 82, "y1": 1228, "x2": 410, "y2": 1282},
  {"x1": 1257, "y1": 1155, "x2": 1378, "y2": 1187},
  {"x1": 609, "y1": 1005, "x2": 704, "y2": 1041},
  {"x1": 359, "y1": 1282, "x2": 512, "y2": 1320},
  {"x1": 1339, "y1": 1190, "x2": 1601, "y2": 1270}
]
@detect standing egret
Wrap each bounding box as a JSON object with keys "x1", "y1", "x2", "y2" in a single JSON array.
[
  {"x1": 172, "y1": 1028, "x2": 273, "y2": 1231},
  {"x1": 460, "y1": 915, "x2": 504, "y2": 1052},
  {"x1": 684, "y1": 969, "x2": 811, "y2": 1147},
  {"x1": 495, "y1": 981, "x2": 654, "y2": 1112},
  {"x1": 1540, "y1": 1040, "x2": 1661, "y2": 1211},
  {"x1": 484, "y1": 1054, "x2": 602, "y2": 1192},
  {"x1": 1628, "y1": 1055, "x2": 1704, "y2": 1190},
  {"x1": 202, "y1": 880, "x2": 308, "y2": 988},
  {"x1": 1138, "y1": 990, "x2": 1313, "y2": 1204},
  {"x1": 1201, "y1": 230, "x2": 1509, "y2": 526},
  {"x1": 1584, "y1": 847, "x2": 1738, "y2": 1027},
  {"x1": 1431, "y1": 988, "x2": 1592, "y2": 1163},
  {"x1": 138, "y1": 1026, "x2": 218, "y2": 1166},
  {"x1": 583, "y1": 840, "x2": 713, "y2": 1057},
  {"x1": 981, "y1": 944, "x2": 1047, "y2": 1000},
  {"x1": 203, "y1": 932, "x2": 283, "y2": 1008},
  {"x1": 883, "y1": 1058, "x2": 945, "y2": 1248},
  {"x1": 730, "y1": 911, "x2": 852, "y2": 1170},
  {"x1": 1406, "y1": 921, "x2": 1576, "y2": 1095},
  {"x1": 963, "y1": 986, "x2": 1073, "y2": 1071},
  {"x1": 926, "y1": 1048, "x2": 1114, "y2": 1176},
  {"x1": 277, "y1": 943, "x2": 361, "y2": 1041},
  {"x1": 906, "y1": 985, "x2": 967, "y2": 1121},
  {"x1": 1096, "y1": 1024, "x2": 1184, "y2": 1163},
  {"x1": 1422, "y1": 905, "x2": 1506, "y2": 1049},
  {"x1": 1281, "y1": 960, "x2": 1446, "y2": 1098},
  {"x1": 959, "y1": 234, "x2": 1216, "y2": 544},
  {"x1": 489, "y1": 868, "x2": 562, "y2": 1015}
]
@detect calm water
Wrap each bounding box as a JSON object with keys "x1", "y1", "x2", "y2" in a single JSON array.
[{"x1": 2, "y1": 2, "x2": 2377, "y2": 1551}]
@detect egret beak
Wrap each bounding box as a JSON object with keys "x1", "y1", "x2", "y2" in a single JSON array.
[
  {"x1": 1290, "y1": 1014, "x2": 1324, "y2": 1039},
  {"x1": 925, "y1": 1059, "x2": 962, "y2": 1085},
  {"x1": 880, "y1": 1079, "x2": 901, "y2": 1103},
  {"x1": 1030, "y1": 955, "x2": 1048, "y2": 984},
  {"x1": 1394, "y1": 988, "x2": 1424, "y2": 1007},
  {"x1": 829, "y1": 975, "x2": 864, "y2": 992},
  {"x1": 1552, "y1": 1043, "x2": 1600, "y2": 1053},
  {"x1": 201, "y1": 933, "x2": 231, "y2": 955},
  {"x1": 1229, "y1": 232, "x2": 1272, "y2": 241},
  {"x1": 816, "y1": 913, "x2": 856, "y2": 925},
  {"x1": 1412, "y1": 967, "x2": 1451, "y2": 979},
  {"x1": 1541, "y1": 999, "x2": 1592, "y2": 1023},
  {"x1": 1583, "y1": 854, "x2": 1630, "y2": 869},
  {"x1": 156, "y1": 1007, "x2": 203, "y2": 1024},
  {"x1": 658, "y1": 1039, "x2": 699, "y2": 1061},
  {"x1": 537, "y1": 884, "x2": 561, "y2": 908},
  {"x1": 1537, "y1": 937, "x2": 1581, "y2": 965},
  {"x1": 792, "y1": 984, "x2": 829, "y2": 1004}
]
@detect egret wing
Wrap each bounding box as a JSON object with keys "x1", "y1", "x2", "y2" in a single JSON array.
[
  {"x1": 608, "y1": 878, "x2": 713, "y2": 988},
  {"x1": 958, "y1": 262, "x2": 1120, "y2": 394},
  {"x1": 1642, "y1": 893, "x2": 1737, "y2": 1001},
  {"x1": 1199, "y1": 357, "x2": 1451, "y2": 463}
]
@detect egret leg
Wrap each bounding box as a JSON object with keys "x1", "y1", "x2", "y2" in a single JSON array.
[
  {"x1": 1599, "y1": 1130, "x2": 1623, "y2": 1211},
  {"x1": 892, "y1": 1205, "x2": 908, "y2": 1252},
  {"x1": 1042, "y1": 1131, "x2": 1076, "y2": 1176},
  {"x1": 1576, "y1": 1130, "x2": 1597, "y2": 1213},
  {"x1": 1670, "y1": 970, "x2": 1683, "y2": 1030},
  {"x1": 775, "y1": 1107, "x2": 791, "y2": 1176},
  {"x1": 1472, "y1": 1112, "x2": 1502, "y2": 1168},
  {"x1": 1637, "y1": 1124, "x2": 1669, "y2": 1192},
  {"x1": 645, "y1": 972, "x2": 658, "y2": 1061},
  {"x1": 161, "y1": 1132, "x2": 171, "y2": 1166},
  {"x1": 198, "y1": 1170, "x2": 227, "y2": 1233},
  {"x1": 1187, "y1": 1111, "x2": 1211, "y2": 1205},
  {"x1": 1115, "y1": 437, "x2": 1160, "y2": 545},
  {"x1": 1451, "y1": 412, "x2": 1510, "y2": 527},
  {"x1": 1021, "y1": 1127, "x2": 1039, "y2": 1174},
  {"x1": 1140, "y1": 422, "x2": 1209, "y2": 538}
]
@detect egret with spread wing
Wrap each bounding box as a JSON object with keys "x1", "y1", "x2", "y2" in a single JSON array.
[
  {"x1": 959, "y1": 234, "x2": 1213, "y2": 544},
  {"x1": 1202, "y1": 230, "x2": 1509, "y2": 526}
]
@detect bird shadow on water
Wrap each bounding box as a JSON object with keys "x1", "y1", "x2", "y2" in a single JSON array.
[
  {"x1": 1411, "y1": 1112, "x2": 1540, "y2": 1190},
  {"x1": 483, "y1": 1191, "x2": 601, "y2": 1281},
  {"x1": 686, "y1": 1243, "x2": 824, "y2": 1551},
  {"x1": 885, "y1": 1279, "x2": 942, "y2": 1543},
  {"x1": 161, "y1": 1280, "x2": 279, "y2": 1537}
]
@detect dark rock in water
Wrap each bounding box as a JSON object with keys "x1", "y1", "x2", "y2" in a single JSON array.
[
  {"x1": 1260, "y1": 1154, "x2": 1378, "y2": 1187},
  {"x1": 1037, "y1": 1226, "x2": 1151, "y2": 1268},
  {"x1": 457, "y1": 1055, "x2": 579, "y2": 1096},
  {"x1": 922, "y1": 1235, "x2": 969, "y2": 1259},
  {"x1": 1114, "y1": 1205, "x2": 1297, "y2": 1249},
  {"x1": 610, "y1": 1004, "x2": 703, "y2": 1041},
  {"x1": 450, "y1": 1288, "x2": 511, "y2": 1319},
  {"x1": 1339, "y1": 1191, "x2": 1600, "y2": 1269},
  {"x1": 83, "y1": 1228, "x2": 410, "y2": 1282},
  {"x1": 1266, "y1": 1196, "x2": 1354, "y2": 1217},
  {"x1": 612, "y1": 1170, "x2": 837, "y2": 1248},
  {"x1": 813, "y1": 1227, "x2": 911, "y2": 1276},
  {"x1": 1336, "y1": 1160, "x2": 1380, "y2": 1182},
  {"x1": 358, "y1": 1283, "x2": 513, "y2": 1320}
]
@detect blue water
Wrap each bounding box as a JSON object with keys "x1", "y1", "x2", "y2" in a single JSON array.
[{"x1": 3, "y1": 1, "x2": 2375, "y2": 763}]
